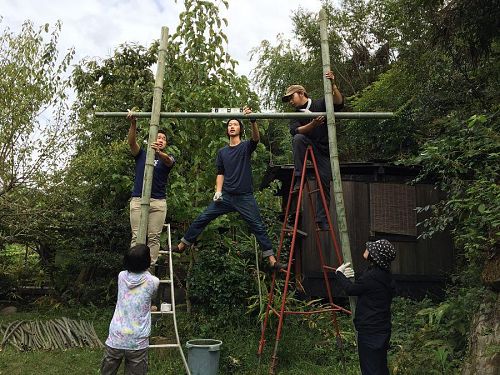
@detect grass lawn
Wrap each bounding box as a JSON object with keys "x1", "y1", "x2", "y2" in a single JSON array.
[{"x1": 0, "y1": 304, "x2": 360, "y2": 374}]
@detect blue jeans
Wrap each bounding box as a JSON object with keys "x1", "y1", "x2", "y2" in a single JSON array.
[{"x1": 181, "y1": 192, "x2": 274, "y2": 258}]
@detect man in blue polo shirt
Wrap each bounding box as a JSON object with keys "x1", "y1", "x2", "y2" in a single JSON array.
[
  {"x1": 127, "y1": 112, "x2": 175, "y2": 266},
  {"x1": 174, "y1": 106, "x2": 284, "y2": 270}
]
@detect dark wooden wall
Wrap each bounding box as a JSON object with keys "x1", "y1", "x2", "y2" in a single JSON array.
[{"x1": 269, "y1": 163, "x2": 455, "y2": 279}]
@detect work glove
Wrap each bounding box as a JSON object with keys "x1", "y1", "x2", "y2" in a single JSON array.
[
  {"x1": 336, "y1": 262, "x2": 355, "y2": 278},
  {"x1": 213, "y1": 191, "x2": 223, "y2": 202}
]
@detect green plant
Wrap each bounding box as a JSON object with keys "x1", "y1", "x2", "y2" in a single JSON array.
[
  {"x1": 409, "y1": 111, "x2": 500, "y2": 276},
  {"x1": 390, "y1": 287, "x2": 491, "y2": 374}
]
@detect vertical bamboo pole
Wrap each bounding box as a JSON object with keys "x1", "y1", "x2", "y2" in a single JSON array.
[
  {"x1": 319, "y1": 9, "x2": 356, "y2": 315},
  {"x1": 137, "y1": 26, "x2": 169, "y2": 245}
]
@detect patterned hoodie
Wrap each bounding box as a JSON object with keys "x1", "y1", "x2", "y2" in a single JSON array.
[{"x1": 105, "y1": 270, "x2": 159, "y2": 350}]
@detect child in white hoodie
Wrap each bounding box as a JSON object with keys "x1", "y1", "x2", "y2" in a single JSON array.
[{"x1": 100, "y1": 244, "x2": 160, "y2": 375}]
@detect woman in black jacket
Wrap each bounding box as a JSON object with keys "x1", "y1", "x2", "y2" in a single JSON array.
[{"x1": 334, "y1": 239, "x2": 397, "y2": 375}]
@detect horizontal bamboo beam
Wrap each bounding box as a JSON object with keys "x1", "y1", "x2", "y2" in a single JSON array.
[{"x1": 94, "y1": 111, "x2": 394, "y2": 120}]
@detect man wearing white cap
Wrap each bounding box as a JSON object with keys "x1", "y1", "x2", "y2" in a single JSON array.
[{"x1": 282, "y1": 71, "x2": 344, "y2": 229}]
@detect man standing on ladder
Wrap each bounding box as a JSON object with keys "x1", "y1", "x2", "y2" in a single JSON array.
[
  {"x1": 127, "y1": 112, "x2": 175, "y2": 268},
  {"x1": 282, "y1": 70, "x2": 344, "y2": 230}
]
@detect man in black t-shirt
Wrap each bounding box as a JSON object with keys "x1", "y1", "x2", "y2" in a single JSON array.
[
  {"x1": 282, "y1": 70, "x2": 344, "y2": 229},
  {"x1": 174, "y1": 106, "x2": 284, "y2": 270}
]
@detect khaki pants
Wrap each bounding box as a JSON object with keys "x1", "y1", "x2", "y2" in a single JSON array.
[{"x1": 129, "y1": 197, "x2": 166, "y2": 265}]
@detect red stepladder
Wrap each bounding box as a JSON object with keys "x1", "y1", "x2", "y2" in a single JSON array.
[{"x1": 257, "y1": 146, "x2": 352, "y2": 374}]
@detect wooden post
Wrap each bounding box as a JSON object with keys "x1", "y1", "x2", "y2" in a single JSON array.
[
  {"x1": 136, "y1": 26, "x2": 169, "y2": 245},
  {"x1": 319, "y1": 9, "x2": 356, "y2": 315}
]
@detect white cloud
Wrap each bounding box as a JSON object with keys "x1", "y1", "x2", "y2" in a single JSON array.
[{"x1": 1, "y1": 0, "x2": 323, "y2": 76}]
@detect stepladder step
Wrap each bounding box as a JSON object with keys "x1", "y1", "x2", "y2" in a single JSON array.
[
  {"x1": 151, "y1": 310, "x2": 174, "y2": 315},
  {"x1": 284, "y1": 225, "x2": 308, "y2": 237},
  {"x1": 149, "y1": 343, "x2": 180, "y2": 348}
]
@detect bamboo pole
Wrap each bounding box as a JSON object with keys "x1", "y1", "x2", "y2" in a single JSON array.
[
  {"x1": 95, "y1": 111, "x2": 394, "y2": 120},
  {"x1": 319, "y1": 9, "x2": 356, "y2": 315},
  {"x1": 136, "y1": 26, "x2": 169, "y2": 245}
]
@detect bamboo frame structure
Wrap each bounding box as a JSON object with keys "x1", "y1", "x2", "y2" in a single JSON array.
[
  {"x1": 95, "y1": 111, "x2": 394, "y2": 119},
  {"x1": 136, "y1": 26, "x2": 169, "y2": 245},
  {"x1": 319, "y1": 9, "x2": 356, "y2": 315}
]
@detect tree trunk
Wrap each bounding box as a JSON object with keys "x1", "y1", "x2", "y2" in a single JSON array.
[{"x1": 461, "y1": 293, "x2": 499, "y2": 375}]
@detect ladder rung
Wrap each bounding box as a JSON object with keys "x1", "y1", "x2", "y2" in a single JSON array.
[
  {"x1": 149, "y1": 343, "x2": 180, "y2": 348},
  {"x1": 284, "y1": 226, "x2": 308, "y2": 237},
  {"x1": 315, "y1": 227, "x2": 329, "y2": 232},
  {"x1": 308, "y1": 189, "x2": 320, "y2": 194},
  {"x1": 151, "y1": 310, "x2": 174, "y2": 315},
  {"x1": 159, "y1": 250, "x2": 170, "y2": 254},
  {"x1": 159, "y1": 279, "x2": 172, "y2": 284},
  {"x1": 284, "y1": 307, "x2": 343, "y2": 315},
  {"x1": 269, "y1": 306, "x2": 281, "y2": 318}
]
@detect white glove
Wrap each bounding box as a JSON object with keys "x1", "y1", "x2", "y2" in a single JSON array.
[
  {"x1": 336, "y1": 262, "x2": 355, "y2": 278},
  {"x1": 213, "y1": 191, "x2": 223, "y2": 202}
]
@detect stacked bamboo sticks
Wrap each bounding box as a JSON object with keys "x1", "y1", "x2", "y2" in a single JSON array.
[{"x1": 0, "y1": 317, "x2": 103, "y2": 351}]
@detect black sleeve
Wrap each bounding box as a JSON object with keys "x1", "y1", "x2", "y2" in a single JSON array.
[
  {"x1": 134, "y1": 148, "x2": 144, "y2": 160},
  {"x1": 333, "y1": 272, "x2": 371, "y2": 296},
  {"x1": 318, "y1": 97, "x2": 344, "y2": 113},
  {"x1": 249, "y1": 139, "x2": 258, "y2": 152},
  {"x1": 334, "y1": 96, "x2": 345, "y2": 112},
  {"x1": 289, "y1": 119, "x2": 301, "y2": 136},
  {"x1": 215, "y1": 150, "x2": 224, "y2": 175}
]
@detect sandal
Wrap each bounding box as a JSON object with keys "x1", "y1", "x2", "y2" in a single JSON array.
[
  {"x1": 271, "y1": 261, "x2": 287, "y2": 271},
  {"x1": 171, "y1": 245, "x2": 185, "y2": 254}
]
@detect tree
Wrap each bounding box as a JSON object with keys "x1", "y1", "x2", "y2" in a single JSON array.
[
  {"x1": 0, "y1": 20, "x2": 73, "y2": 249},
  {"x1": 42, "y1": 0, "x2": 271, "y2": 306}
]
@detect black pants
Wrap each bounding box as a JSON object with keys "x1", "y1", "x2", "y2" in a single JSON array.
[
  {"x1": 292, "y1": 134, "x2": 331, "y2": 224},
  {"x1": 357, "y1": 331, "x2": 390, "y2": 375}
]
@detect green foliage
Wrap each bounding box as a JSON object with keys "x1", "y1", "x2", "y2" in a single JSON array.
[
  {"x1": 390, "y1": 288, "x2": 492, "y2": 374},
  {"x1": 187, "y1": 239, "x2": 254, "y2": 316},
  {"x1": 0, "y1": 20, "x2": 74, "y2": 248},
  {"x1": 408, "y1": 111, "x2": 499, "y2": 274},
  {"x1": 251, "y1": 3, "x2": 499, "y2": 373},
  {"x1": 37, "y1": 0, "x2": 270, "y2": 303}
]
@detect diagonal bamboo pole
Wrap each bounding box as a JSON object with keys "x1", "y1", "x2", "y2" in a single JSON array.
[
  {"x1": 136, "y1": 26, "x2": 169, "y2": 245},
  {"x1": 319, "y1": 9, "x2": 356, "y2": 315}
]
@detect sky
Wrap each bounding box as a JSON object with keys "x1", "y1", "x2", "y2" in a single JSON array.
[{"x1": 1, "y1": 0, "x2": 324, "y2": 79}]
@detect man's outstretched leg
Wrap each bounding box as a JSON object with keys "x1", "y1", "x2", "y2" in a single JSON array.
[
  {"x1": 174, "y1": 197, "x2": 233, "y2": 253},
  {"x1": 234, "y1": 193, "x2": 285, "y2": 270}
]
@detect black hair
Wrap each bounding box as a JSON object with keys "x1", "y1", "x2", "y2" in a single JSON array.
[
  {"x1": 226, "y1": 118, "x2": 244, "y2": 138},
  {"x1": 124, "y1": 244, "x2": 151, "y2": 273},
  {"x1": 157, "y1": 129, "x2": 168, "y2": 143}
]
